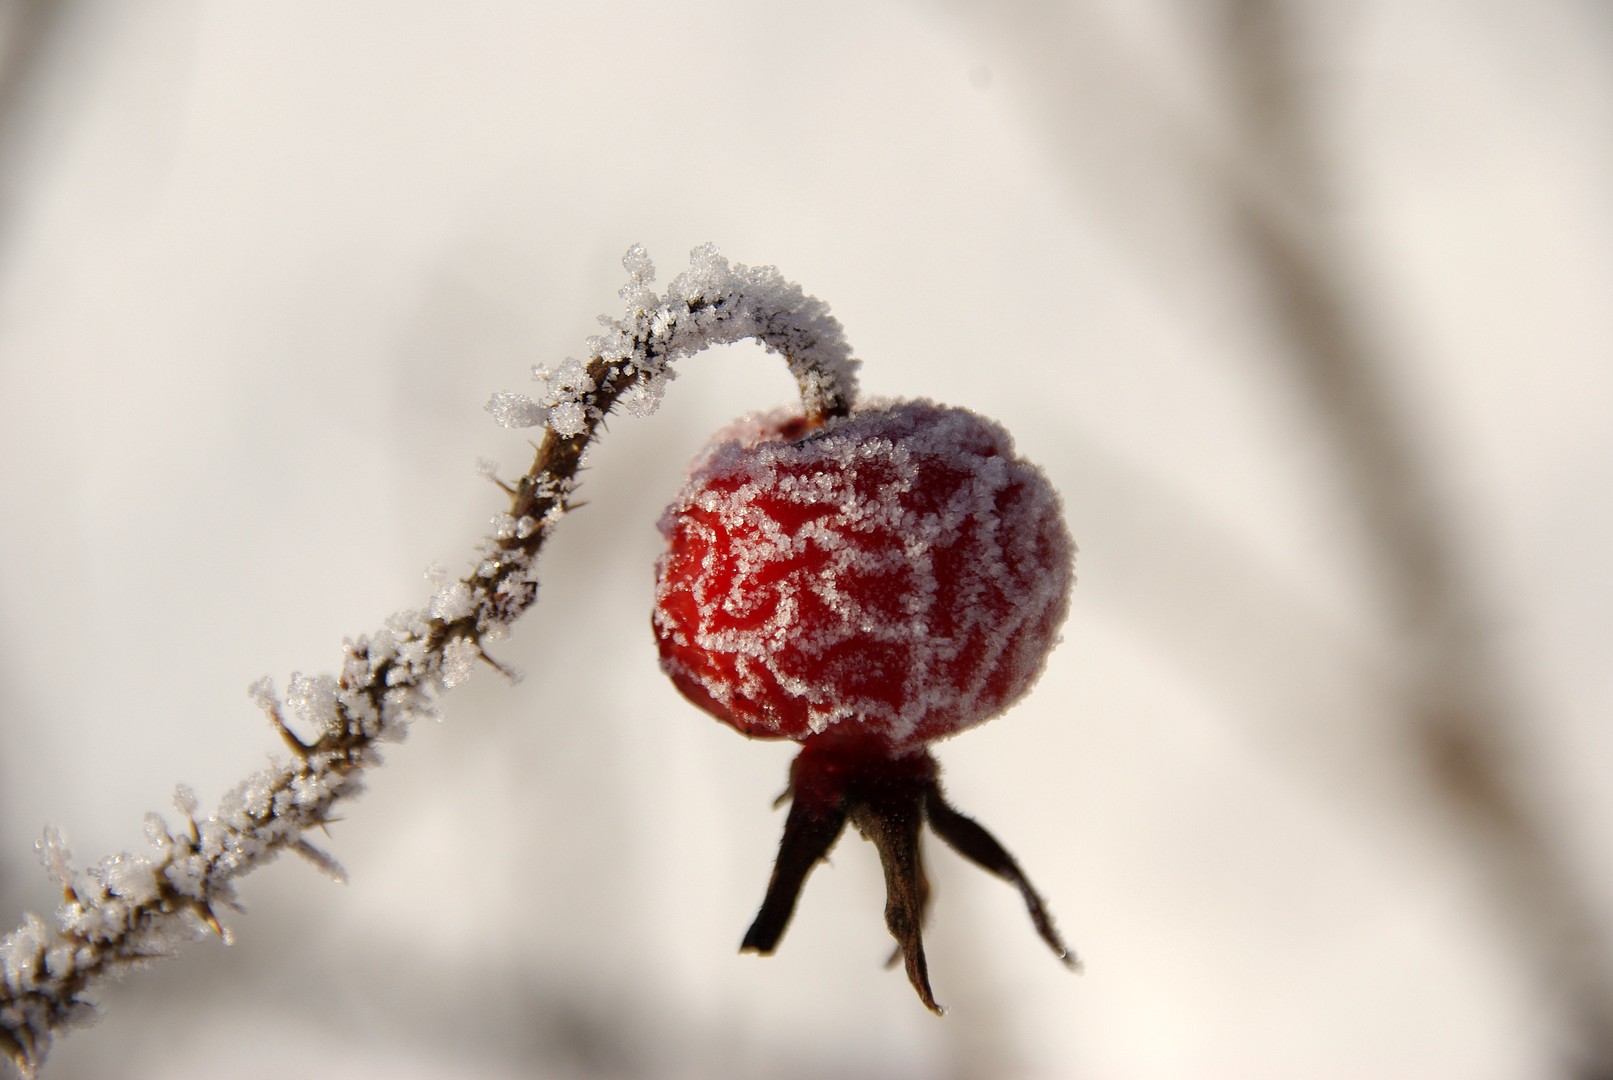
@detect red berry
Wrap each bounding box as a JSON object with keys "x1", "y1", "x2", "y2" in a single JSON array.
[
  {"x1": 652, "y1": 399, "x2": 1073, "y2": 750},
  {"x1": 652, "y1": 399, "x2": 1078, "y2": 1013}
]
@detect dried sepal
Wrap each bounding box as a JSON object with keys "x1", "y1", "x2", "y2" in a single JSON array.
[
  {"x1": 742, "y1": 743, "x2": 1075, "y2": 1013},
  {"x1": 740, "y1": 795, "x2": 848, "y2": 956},
  {"x1": 924, "y1": 787, "x2": 1079, "y2": 970}
]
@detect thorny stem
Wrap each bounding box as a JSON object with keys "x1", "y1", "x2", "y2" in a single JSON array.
[{"x1": 0, "y1": 247, "x2": 858, "y2": 1077}]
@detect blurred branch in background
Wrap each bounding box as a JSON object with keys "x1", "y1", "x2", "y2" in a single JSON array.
[
  {"x1": 943, "y1": 0, "x2": 1613, "y2": 1075},
  {"x1": 1217, "y1": 2, "x2": 1613, "y2": 1074},
  {"x1": 0, "y1": 0, "x2": 69, "y2": 929},
  {"x1": 0, "y1": 0, "x2": 68, "y2": 279}
]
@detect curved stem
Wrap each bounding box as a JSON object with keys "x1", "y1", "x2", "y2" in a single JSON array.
[{"x1": 0, "y1": 245, "x2": 859, "y2": 1077}]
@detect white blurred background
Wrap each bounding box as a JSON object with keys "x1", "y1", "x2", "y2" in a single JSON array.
[{"x1": 1, "y1": 2, "x2": 1610, "y2": 1077}]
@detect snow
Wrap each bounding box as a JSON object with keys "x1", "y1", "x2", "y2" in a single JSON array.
[{"x1": 1, "y1": 914, "x2": 48, "y2": 993}]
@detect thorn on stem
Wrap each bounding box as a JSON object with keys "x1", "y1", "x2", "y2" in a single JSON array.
[{"x1": 478, "y1": 650, "x2": 523, "y2": 684}]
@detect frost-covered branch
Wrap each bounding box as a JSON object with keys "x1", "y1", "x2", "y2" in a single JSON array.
[{"x1": 0, "y1": 244, "x2": 859, "y2": 1077}]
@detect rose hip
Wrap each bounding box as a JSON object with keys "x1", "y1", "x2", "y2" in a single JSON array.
[{"x1": 653, "y1": 400, "x2": 1077, "y2": 1011}]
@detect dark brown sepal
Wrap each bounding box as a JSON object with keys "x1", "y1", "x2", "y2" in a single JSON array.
[
  {"x1": 741, "y1": 738, "x2": 1076, "y2": 1014},
  {"x1": 850, "y1": 786, "x2": 944, "y2": 1014},
  {"x1": 740, "y1": 793, "x2": 847, "y2": 955},
  {"x1": 924, "y1": 786, "x2": 1081, "y2": 971}
]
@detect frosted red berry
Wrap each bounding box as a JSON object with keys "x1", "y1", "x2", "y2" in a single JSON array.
[
  {"x1": 653, "y1": 400, "x2": 1072, "y2": 749},
  {"x1": 653, "y1": 399, "x2": 1078, "y2": 1012}
]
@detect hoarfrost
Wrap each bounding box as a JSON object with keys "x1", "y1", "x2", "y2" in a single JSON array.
[
  {"x1": 98, "y1": 855, "x2": 161, "y2": 907},
  {"x1": 290, "y1": 839, "x2": 348, "y2": 885},
  {"x1": 489, "y1": 243, "x2": 859, "y2": 438},
  {"x1": 617, "y1": 372, "x2": 673, "y2": 418},
  {"x1": 534, "y1": 358, "x2": 596, "y2": 403},
  {"x1": 486, "y1": 391, "x2": 547, "y2": 430},
  {"x1": 429, "y1": 580, "x2": 477, "y2": 623},
  {"x1": 173, "y1": 784, "x2": 199, "y2": 819},
  {"x1": 546, "y1": 400, "x2": 588, "y2": 439},
  {"x1": 35, "y1": 828, "x2": 73, "y2": 891},
  {"x1": 2, "y1": 914, "x2": 48, "y2": 991},
  {"x1": 440, "y1": 637, "x2": 480, "y2": 688},
  {"x1": 286, "y1": 673, "x2": 340, "y2": 736},
  {"x1": 142, "y1": 814, "x2": 171, "y2": 851}
]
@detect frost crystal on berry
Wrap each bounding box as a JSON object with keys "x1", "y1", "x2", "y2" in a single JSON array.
[{"x1": 653, "y1": 399, "x2": 1073, "y2": 748}]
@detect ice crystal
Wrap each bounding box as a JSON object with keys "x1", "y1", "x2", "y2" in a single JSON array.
[
  {"x1": 429, "y1": 580, "x2": 478, "y2": 623},
  {"x1": 440, "y1": 636, "x2": 480, "y2": 688},
  {"x1": 34, "y1": 829, "x2": 73, "y2": 893},
  {"x1": 286, "y1": 673, "x2": 340, "y2": 737},
  {"x1": 489, "y1": 243, "x2": 859, "y2": 441},
  {"x1": 486, "y1": 390, "x2": 547, "y2": 430}
]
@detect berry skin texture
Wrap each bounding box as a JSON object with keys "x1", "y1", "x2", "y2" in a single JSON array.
[
  {"x1": 653, "y1": 399, "x2": 1073, "y2": 750},
  {"x1": 653, "y1": 400, "x2": 1078, "y2": 1013}
]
